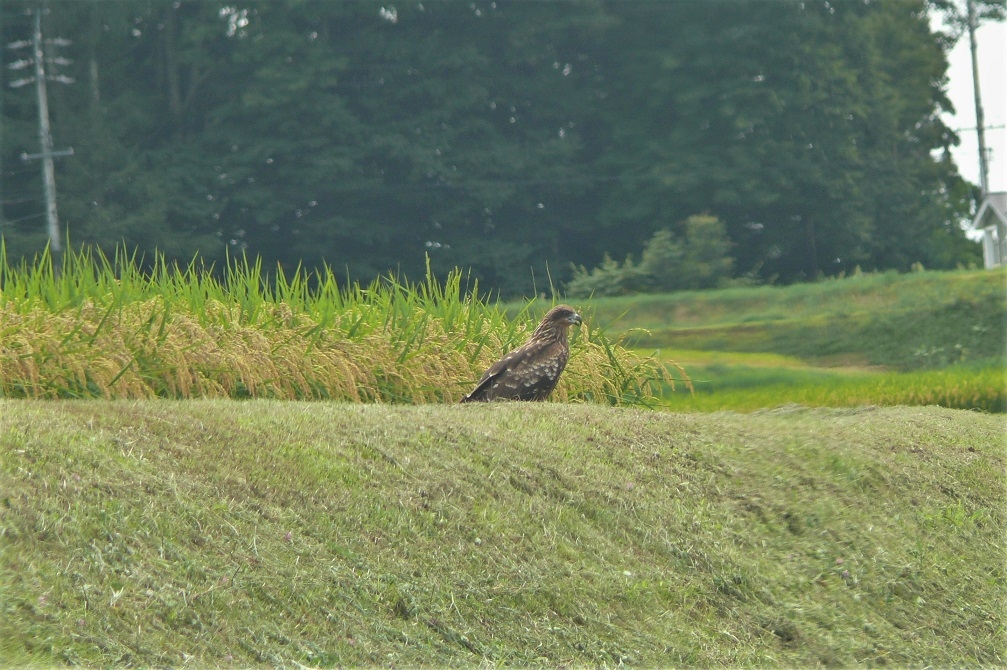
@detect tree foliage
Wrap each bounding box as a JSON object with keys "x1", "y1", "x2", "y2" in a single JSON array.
[
  {"x1": 0, "y1": 0, "x2": 987, "y2": 295},
  {"x1": 566, "y1": 215, "x2": 735, "y2": 297}
]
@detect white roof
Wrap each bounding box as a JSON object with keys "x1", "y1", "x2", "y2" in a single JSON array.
[{"x1": 972, "y1": 192, "x2": 1007, "y2": 230}]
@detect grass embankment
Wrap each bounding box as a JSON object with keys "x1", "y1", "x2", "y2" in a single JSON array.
[
  {"x1": 0, "y1": 248, "x2": 670, "y2": 404},
  {"x1": 2, "y1": 401, "x2": 1003, "y2": 667},
  {"x1": 587, "y1": 269, "x2": 1007, "y2": 412}
]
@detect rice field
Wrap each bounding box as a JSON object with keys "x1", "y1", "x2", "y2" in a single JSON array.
[{"x1": 0, "y1": 246, "x2": 674, "y2": 404}]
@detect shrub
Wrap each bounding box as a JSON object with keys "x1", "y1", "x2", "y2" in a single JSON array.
[{"x1": 566, "y1": 214, "x2": 734, "y2": 297}]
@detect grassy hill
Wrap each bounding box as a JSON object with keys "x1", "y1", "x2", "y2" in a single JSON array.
[
  {"x1": 2, "y1": 401, "x2": 1003, "y2": 667},
  {"x1": 576, "y1": 269, "x2": 1007, "y2": 412},
  {"x1": 585, "y1": 268, "x2": 1006, "y2": 369}
]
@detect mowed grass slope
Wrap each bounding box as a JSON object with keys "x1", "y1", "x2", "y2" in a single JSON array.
[{"x1": 2, "y1": 401, "x2": 1003, "y2": 667}]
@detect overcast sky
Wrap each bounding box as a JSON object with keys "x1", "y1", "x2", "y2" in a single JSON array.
[{"x1": 937, "y1": 15, "x2": 1006, "y2": 194}]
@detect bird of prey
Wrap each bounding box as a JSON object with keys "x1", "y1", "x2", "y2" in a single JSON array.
[{"x1": 461, "y1": 304, "x2": 583, "y2": 402}]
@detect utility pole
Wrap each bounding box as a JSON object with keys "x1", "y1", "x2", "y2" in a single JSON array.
[
  {"x1": 32, "y1": 7, "x2": 60, "y2": 264},
  {"x1": 7, "y1": 7, "x2": 73, "y2": 268},
  {"x1": 965, "y1": 0, "x2": 1006, "y2": 265},
  {"x1": 966, "y1": 0, "x2": 990, "y2": 196}
]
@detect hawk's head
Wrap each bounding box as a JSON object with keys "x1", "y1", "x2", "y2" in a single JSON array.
[
  {"x1": 545, "y1": 305, "x2": 583, "y2": 327},
  {"x1": 531, "y1": 304, "x2": 583, "y2": 341}
]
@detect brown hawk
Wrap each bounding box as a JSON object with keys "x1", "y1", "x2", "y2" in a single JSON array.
[{"x1": 461, "y1": 304, "x2": 582, "y2": 402}]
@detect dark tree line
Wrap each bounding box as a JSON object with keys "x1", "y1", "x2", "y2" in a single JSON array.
[{"x1": 0, "y1": 0, "x2": 996, "y2": 295}]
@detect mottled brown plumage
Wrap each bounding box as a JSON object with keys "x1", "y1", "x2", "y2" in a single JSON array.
[{"x1": 461, "y1": 305, "x2": 582, "y2": 402}]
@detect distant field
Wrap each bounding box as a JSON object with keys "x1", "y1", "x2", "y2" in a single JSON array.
[
  {"x1": 647, "y1": 351, "x2": 1004, "y2": 413},
  {"x1": 584, "y1": 269, "x2": 1007, "y2": 412},
  {"x1": 584, "y1": 268, "x2": 1004, "y2": 337}
]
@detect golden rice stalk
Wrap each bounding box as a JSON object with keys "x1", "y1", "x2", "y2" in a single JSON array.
[{"x1": 0, "y1": 297, "x2": 670, "y2": 404}]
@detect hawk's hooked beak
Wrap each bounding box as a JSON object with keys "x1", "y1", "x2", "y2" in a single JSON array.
[{"x1": 568, "y1": 312, "x2": 583, "y2": 326}]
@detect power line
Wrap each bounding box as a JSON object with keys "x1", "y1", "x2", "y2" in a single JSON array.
[
  {"x1": 953, "y1": 124, "x2": 1007, "y2": 132},
  {"x1": 4, "y1": 211, "x2": 45, "y2": 225},
  {"x1": 0, "y1": 196, "x2": 39, "y2": 205}
]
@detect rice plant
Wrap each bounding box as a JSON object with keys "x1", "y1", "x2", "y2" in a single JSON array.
[{"x1": 0, "y1": 244, "x2": 674, "y2": 404}]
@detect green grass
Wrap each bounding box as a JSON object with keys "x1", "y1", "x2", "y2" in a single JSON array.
[
  {"x1": 1, "y1": 401, "x2": 1003, "y2": 667},
  {"x1": 638, "y1": 348, "x2": 1006, "y2": 413},
  {"x1": 3, "y1": 248, "x2": 1003, "y2": 669},
  {"x1": 659, "y1": 359, "x2": 1005, "y2": 413},
  {"x1": 582, "y1": 268, "x2": 1007, "y2": 412},
  {"x1": 588, "y1": 268, "x2": 1007, "y2": 370}
]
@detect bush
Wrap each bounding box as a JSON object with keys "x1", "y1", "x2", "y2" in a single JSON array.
[
  {"x1": 564, "y1": 254, "x2": 638, "y2": 298},
  {"x1": 566, "y1": 214, "x2": 734, "y2": 297}
]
